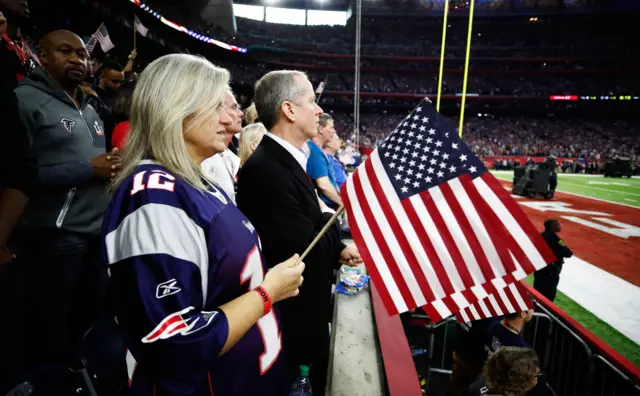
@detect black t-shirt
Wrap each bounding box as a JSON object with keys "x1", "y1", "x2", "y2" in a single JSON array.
[
  {"x1": 464, "y1": 376, "x2": 493, "y2": 396},
  {"x1": 92, "y1": 87, "x2": 117, "y2": 150},
  {"x1": 454, "y1": 318, "x2": 500, "y2": 366},
  {"x1": 95, "y1": 86, "x2": 117, "y2": 111}
]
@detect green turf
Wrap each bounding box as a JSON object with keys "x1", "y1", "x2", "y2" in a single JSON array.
[
  {"x1": 523, "y1": 276, "x2": 640, "y2": 367},
  {"x1": 490, "y1": 170, "x2": 640, "y2": 208}
]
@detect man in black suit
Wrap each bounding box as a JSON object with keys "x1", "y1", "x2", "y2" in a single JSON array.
[{"x1": 237, "y1": 70, "x2": 362, "y2": 393}]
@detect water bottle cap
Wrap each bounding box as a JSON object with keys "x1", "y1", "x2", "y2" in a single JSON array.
[{"x1": 300, "y1": 365, "x2": 309, "y2": 376}]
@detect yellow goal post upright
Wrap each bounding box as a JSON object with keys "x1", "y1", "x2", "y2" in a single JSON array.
[{"x1": 434, "y1": 0, "x2": 477, "y2": 138}]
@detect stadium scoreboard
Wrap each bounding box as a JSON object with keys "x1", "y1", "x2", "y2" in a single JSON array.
[{"x1": 549, "y1": 95, "x2": 639, "y2": 101}]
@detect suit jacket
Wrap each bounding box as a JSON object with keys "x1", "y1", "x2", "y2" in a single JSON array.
[{"x1": 237, "y1": 135, "x2": 345, "y2": 364}]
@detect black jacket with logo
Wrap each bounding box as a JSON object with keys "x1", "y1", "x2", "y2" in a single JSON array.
[{"x1": 541, "y1": 230, "x2": 573, "y2": 271}]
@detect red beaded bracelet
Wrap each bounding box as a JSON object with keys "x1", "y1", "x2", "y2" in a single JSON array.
[{"x1": 254, "y1": 286, "x2": 272, "y2": 315}]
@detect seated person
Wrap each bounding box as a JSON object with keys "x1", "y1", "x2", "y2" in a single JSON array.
[{"x1": 465, "y1": 346, "x2": 541, "y2": 396}]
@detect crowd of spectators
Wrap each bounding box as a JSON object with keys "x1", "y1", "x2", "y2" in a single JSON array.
[
  {"x1": 233, "y1": 16, "x2": 639, "y2": 58},
  {"x1": 332, "y1": 113, "x2": 640, "y2": 160},
  {"x1": 299, "y1": 72, "x2": 635, "y2": 97}
]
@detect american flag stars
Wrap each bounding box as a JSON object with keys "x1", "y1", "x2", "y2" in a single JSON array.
[{"x1": 377, "y1": 107, "x2": 484, "y2": 200}]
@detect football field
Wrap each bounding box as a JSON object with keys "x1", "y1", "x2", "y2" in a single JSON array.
[{"x1": 491, "y1": 170, "x2": 640, "y2": 367}]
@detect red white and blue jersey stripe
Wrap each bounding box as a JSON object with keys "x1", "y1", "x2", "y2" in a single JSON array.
[{"x1": 102, "y1": 160, "x2": 287, "y2": 396}]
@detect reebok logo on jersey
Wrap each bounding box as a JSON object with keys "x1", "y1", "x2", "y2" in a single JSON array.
[
  {"x1": 141, "y1": 306, "x2": 219, "y2": 343},
  {"x1": 60, "y1": 118, "x2": 76, "y2": 133},
  {"x1": 156, "y1": 279, "x2": 181, "y2": 299},
  {"x1": 243, "y1": 220, "x2": 255, "y2": 233}
]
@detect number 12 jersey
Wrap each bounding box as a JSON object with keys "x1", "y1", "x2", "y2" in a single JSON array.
[{"x1": 102, "y1": 161, "x2": 287, "y2": 396}]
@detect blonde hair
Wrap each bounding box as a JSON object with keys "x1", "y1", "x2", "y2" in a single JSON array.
[
  {"x1": 244, "y1": 103, "x2": 259, "y2": 125},
  {"x1": 239, "y1": 123, "x2": 267, "y2": 167},
  {"x1": 112, "y1": 54, "x2": 230, "y2": 192}
]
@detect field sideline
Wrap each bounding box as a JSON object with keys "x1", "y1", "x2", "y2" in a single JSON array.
[
  {"x1": 490, "y1": 169, "x2": 640, "y2": 367},
  {"x1": 491, "y1": 170, "x2": 640, "y2": 208}
]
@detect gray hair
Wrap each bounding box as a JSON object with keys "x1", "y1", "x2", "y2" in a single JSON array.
[
  {"x1": 254, "y1": 70, "x2": 307, "y2": 130},
  {"x1": 112, "y1": 54, "x2": 230, "y2": 192},
  {"x1": 318, "y1": 113, "x2": 333, "y2": 128},
  {"x1": 238, "y1": 123, "x2": 267, "y2": 167}
]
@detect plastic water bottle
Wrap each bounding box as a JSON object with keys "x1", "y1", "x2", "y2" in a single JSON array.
[
  {"x1": 411, "y1": 348, "x2": 428, "y2": 357},
  {"x1": 289, "y1": 365, "x2": 313, "y2": 396}
]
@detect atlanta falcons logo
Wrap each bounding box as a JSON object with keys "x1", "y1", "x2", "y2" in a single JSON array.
[{"x1": 60, "y1": 118, "x2": 76, "y2": 133}]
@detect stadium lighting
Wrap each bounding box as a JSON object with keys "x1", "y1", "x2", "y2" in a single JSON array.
[
  {"x1": 264, "y1": 0, "x2": 279, "y2": 4},
  {"x1": 316, "y1": 0, "x2": 328, "y2": 4}
]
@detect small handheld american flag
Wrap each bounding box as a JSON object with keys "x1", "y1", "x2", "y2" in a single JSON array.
[
  {"x1": 134, "y1": 15, "x2": 149, "y2": 37},
  {"x1": 341, "y1": 99, "x2": 555, "y2": 322},
  {"x1": 96, "y1": 24, "x2": 115, "y2": 53}
]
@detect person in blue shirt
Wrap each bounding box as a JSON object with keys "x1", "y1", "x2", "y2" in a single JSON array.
[
  {"x1": 306, "y1": 113, "x2": 342, "y2": 208},
  {"x1": 324, "y1": 133, "x2": 348, "y2": 189}
]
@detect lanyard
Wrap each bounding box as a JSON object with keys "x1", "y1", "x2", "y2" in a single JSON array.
[
  {"x1": 2, "y1": 33, "x2": 27, "y2": 64},
  {"x1": 2, "y1": 33, "x2": 38, "y2": 75}
]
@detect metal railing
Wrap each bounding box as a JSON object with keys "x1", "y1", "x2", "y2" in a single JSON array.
[{"x1": 417, "y1": 298, "x2": 640, "y2": 396}]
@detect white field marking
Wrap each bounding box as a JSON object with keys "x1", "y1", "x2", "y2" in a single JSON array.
[
  {"x1": 586, "y1": 181, "x2": 634, "y2": 187},
  {"x1": 560, "y1": 216, "x2": 640, "y2": 239},
  {"x1": 491, "y1": 171, "x2": 640, "y2": 179},
  {"x1": 559, "y1": 180, "x2": 640, "y2": 197},
  {"x1": 557, "y1": 256, "x2": 640, "y2": 345}
]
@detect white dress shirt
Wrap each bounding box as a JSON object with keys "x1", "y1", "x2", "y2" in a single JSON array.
[
  {"x1": 201, "y1": 148, "x2": 240, "y2": 204},
  {"x1": 265, "y1": 132, "x2": 308, "y2": 170},
  {"x1": 264, "y1": 133, "x2": 336, "y2": 215}
]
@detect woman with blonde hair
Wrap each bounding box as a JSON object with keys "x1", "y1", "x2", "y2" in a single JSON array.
[
  {"x1": 102, "y1": 54, "x2": 304, "y2": 396},
  {"x1": 238, "y1": 122, "x2": 267, "y2": 167},
  {"x1": 244, "y1": 102, "x2": 259, "y2": 125}
]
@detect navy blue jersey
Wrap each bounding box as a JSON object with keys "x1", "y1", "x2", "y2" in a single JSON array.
[
  {"x1": 454, "y1": 318, "x2": 500, "y2": 366},
  {"x1": 102, "y1": 161, "x2": 287, "y2": 396},
  {"x1": 483, "y1": 321, "x2": 531, "y2": 359}
]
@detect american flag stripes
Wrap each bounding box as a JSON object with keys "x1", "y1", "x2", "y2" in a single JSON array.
[
  {"x1": 341, "y1": 99, "x2": 555, "y2": 322},
  {"x1": 134, "y1": 15, "x2": 149, "y2": 37},
  {"x1": 85, "y1": 34, "x2": 98, "y2": 54},
  {"x1": 96, "y1": 24, "x2": 115, "y2": 53},
  {"x1": 455, "y1": 282, "x2": 534, "y2": 323}
]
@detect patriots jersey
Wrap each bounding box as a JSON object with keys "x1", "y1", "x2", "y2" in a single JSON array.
[{"x1": 102, "y1": 161, "x2": 287, "y2": 396}]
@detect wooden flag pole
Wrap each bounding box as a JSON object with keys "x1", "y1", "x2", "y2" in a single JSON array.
[
  {"x1": 133, "y1": 15, "x2": 137, "y2": 50},
  {"x1": 293, "y1": 205, "x2": 345, "y2": 266}
]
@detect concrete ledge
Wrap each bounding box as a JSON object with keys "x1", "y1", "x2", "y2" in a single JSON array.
[{"x1": 327, "y1": 264, "x2": 384, "y2": 396}]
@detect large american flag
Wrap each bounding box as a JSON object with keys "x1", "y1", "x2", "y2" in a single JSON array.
[{"x1": 341, "y1": 99, "x2": 555, "y2": 322}]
